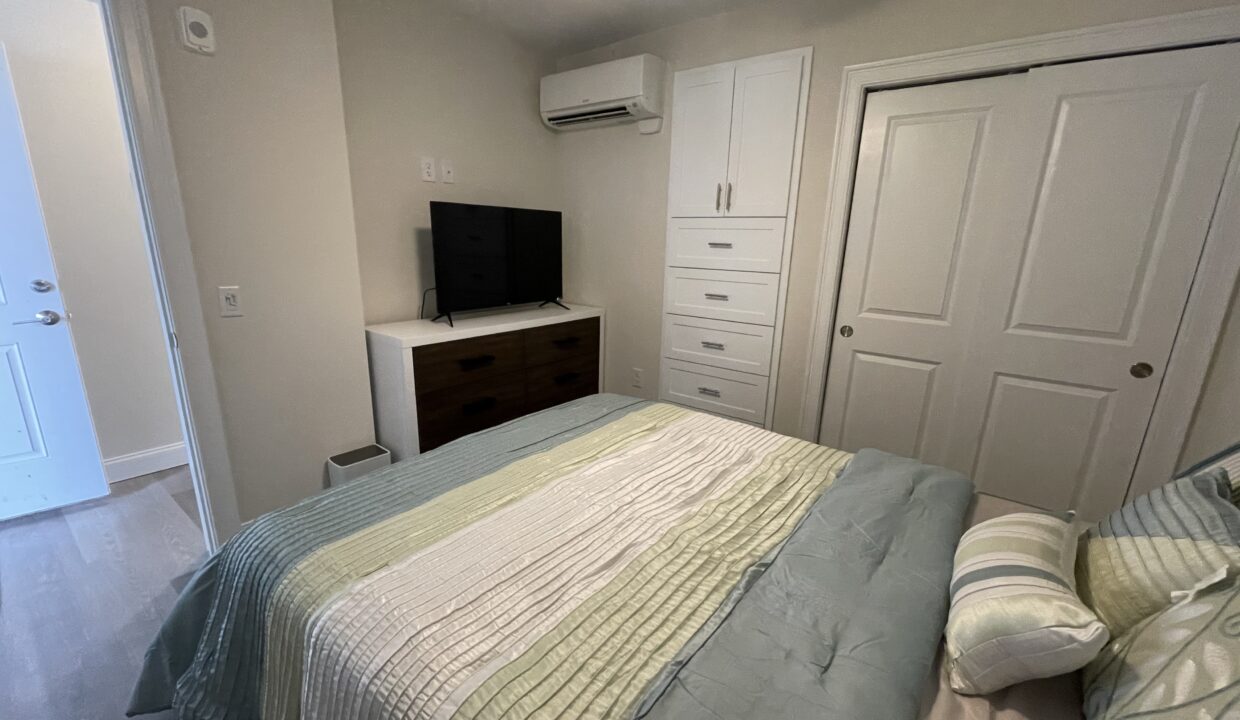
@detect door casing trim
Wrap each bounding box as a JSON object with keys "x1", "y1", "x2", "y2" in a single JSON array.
[{"x1": 800, "y1": 5, "x2": 1240, "y2": 504}]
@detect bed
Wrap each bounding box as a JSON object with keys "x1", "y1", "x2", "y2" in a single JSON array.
[{"x1": 130, "y1": 394, "x2": 974, "y2": 720}]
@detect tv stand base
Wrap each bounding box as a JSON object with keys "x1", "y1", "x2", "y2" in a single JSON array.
[
  {"x1": 540, "y1": 299, "x2": 570, "y2": 310},
  {"x1": 431, "y1": 312, "x2": 454, "y2": 327}
]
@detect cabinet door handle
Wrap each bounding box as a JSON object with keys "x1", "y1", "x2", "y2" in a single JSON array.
[
  {"x1": 697, "y1": 386, "x2": 721, "y2": 398},
  {"x1": 715, "y1": 183, "x2": 722, "y2": 213},
  {"x1": 553, "y1": 371, "x2": 581, "y2": 385},
  {"x1": 457, "y1": 354, "x2": 496, "y2": 371},
  {"x1": 700, "y1": 340, "x2": 725, "y2": 350},
  {"x1": 704, "y1": 292, "x2": 729, "y2": 301},
  {"x1": 707, "y1": 242, "x2": 733, "y2": 249},
  {"x1": 551, "y1": 336, "x2": 580, "y2": 348},
  {"x1": 462, "y1": 396, "x2": 497, "y2": 415},
  {"x1": 725, "y1": 182, "x2": 733, "y2": 211}
]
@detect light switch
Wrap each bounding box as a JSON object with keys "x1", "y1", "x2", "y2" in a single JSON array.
[
  {"x1": 441, "y1": 160, "x2": 455, "y2": 184},
  {"x1": 217, "y1": 285, "x2": 243, "y2": 317},
  {"x1": 420, "y1": 157, "x2": 437, "y2": 182}
]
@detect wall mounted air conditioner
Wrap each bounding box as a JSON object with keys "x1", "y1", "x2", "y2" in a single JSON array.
[{"x1": 540, "y1": 54, "x2": 667, "y2": 133}]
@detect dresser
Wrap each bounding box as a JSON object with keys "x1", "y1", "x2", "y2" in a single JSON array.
[
  {"x1": 659, "y1": 48, "x2": 812, "y2": 427},
  {"x1": 366, "y1": 305, "x2": 603, "y2": 458}
]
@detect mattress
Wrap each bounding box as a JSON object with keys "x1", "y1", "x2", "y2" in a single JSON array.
[{"x1": 130, "y1": 394, "x2": 973, "y2": 720}]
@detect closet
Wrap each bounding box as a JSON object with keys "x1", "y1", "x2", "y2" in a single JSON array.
[
  {"x1": 659, "y1": 48, "x2": 811, "y2": 426},
  {"x1": 819, "y1": 43, "x2": 1240, "y2": 519}
]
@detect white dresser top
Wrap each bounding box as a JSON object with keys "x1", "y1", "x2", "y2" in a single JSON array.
[{"x1": 365, "y1": 303, "x2": 603, "y2": 349}]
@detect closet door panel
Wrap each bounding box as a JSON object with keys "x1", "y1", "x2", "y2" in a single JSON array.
[
  {"x1": 667, "y1": 65, "x2": 734, "y2": 218},
  {"x1": 724, "y1": 54, "x2": 804, "y2": 217}
]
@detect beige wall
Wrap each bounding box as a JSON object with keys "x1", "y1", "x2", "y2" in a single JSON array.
[
  {"x1": 1182, "y1": 280, "x2": 1240, "y2": 467},
  {"x1": 333, "y1": 0, "x2": 563, "y2": 324},
  {"x1": 147, "y1": 0, "x2": 374, "y2": 519},
  {"x1": 554, "y1": 0, "x2": 1240, "y2": 441},
  {"x1": 1, "y1": 0, "x2": 182, "y2": 464}
]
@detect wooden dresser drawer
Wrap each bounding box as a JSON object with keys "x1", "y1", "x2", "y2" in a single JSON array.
[
  {"x1": 413, "y1": 330, "x2": 523, "y2": 394},
  {"x1": 666, "y1": 217, "x2": 785, "y2": 273},
  {"x1": 416, "y1": 372, "x2": 526, "y2": 451},
  {"x1": 524, "y1": 318, "x2": 600, "y2": 367},
  {"x1": 526, "y1": 355, "x2": 599, "y2": 413},
  {"x1": 662, "y1": 315, "x2": 773, "y2": 376},
  {"x1": 664, "y1": 268, "x2": 779, "y2": 326},
  {"x1": 660, "y1": 359, "x2": 768, "y2": 424}
]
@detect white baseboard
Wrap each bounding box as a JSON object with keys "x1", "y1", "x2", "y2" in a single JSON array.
[{"x1": 105, "y1": 441, "x2": 188, "y2": 483}]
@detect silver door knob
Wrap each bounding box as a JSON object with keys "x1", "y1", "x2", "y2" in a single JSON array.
[
  {"x1": 1130, "y1": 362, "x2": 1154, "y2": 379},
  {"x1": 839, "y1": 325, "x2": 854, "y2": 338},
  {"x1": 13, "y1": 310, "x2": 61, "y2": 326},
  {"x1": 29, "y1": 279, "x2": 54, "y2": 293}
]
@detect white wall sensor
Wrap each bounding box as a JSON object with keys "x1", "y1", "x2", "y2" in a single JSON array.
[{"x1": 179, "y1": 7, "x2": 216, "y2": 55}]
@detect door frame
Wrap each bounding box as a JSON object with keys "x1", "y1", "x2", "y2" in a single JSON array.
[
  {"x1": 100, "y1": 0, "x2": 241, "y2": 550},
  {"x1": 800, "y1": 5, "x2": 1240, "y2": 503}
]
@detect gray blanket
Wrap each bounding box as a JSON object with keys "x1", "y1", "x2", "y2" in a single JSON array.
[{"x1": 638, "y1": 449, "x2": 973, "y2": 720}]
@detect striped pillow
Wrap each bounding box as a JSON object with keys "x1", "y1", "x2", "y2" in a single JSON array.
[
  {"x1": 1177, "y1": 441, "x2": 1240, "y2": 506},
  {"x1": 945, "y1": 512, "x2": 1109, "y2": 695},
  {"x1": 1076, "y1": 468, "x2": 1240, "y2": 636}
]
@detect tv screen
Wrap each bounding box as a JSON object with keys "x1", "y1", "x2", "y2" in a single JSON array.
[{"x1": 429, "y1": 202, "x2": 563, "y2": 316}]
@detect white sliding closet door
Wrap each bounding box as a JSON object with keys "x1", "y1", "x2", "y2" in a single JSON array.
[{"x1": 822, "y1": 43, "x2": 1240, "y2": 519}]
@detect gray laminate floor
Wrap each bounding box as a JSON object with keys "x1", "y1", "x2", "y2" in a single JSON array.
[{"x1": 0, "y1": 466, "x2": 205, "y2": 720}]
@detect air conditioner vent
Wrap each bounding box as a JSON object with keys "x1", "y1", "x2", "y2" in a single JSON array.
[
  {"x1": 540, "y1": 54, "x2": 665, "y2": 131},
  {"x1": 546, "y1": 105, "x2": 635, "y2": 127}
]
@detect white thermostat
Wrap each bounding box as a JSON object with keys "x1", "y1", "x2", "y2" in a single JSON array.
[{"x1": 179, "y1": 6, "x2": 216, "y2": 55}]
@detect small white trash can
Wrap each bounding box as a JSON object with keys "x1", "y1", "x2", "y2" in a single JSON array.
[{"x1": 327, "y1": 444, "x2": 391, "y2": 487}]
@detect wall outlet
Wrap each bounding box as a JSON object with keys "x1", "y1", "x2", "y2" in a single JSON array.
[
  {"x1": 419, "y1": 156, "x2": 437, "y2": 182},
  {"x1": 441, "y1": 159, "x2": 455, "y2": 184},
  {"x1": 217, "y1": 285, "x2": 243, "y2": 317},
  {"x1": 631, "y1": 367, "x2": 644, "y2": 389}
]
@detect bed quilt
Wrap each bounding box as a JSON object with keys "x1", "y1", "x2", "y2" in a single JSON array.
[{"x1": 130, "y1": 394, "x2": 971, "y2": 720}]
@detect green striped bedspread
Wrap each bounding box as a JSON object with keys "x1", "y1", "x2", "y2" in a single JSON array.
[{"x1": 130, "y1": 394, "x2": 970, "y2": 720}]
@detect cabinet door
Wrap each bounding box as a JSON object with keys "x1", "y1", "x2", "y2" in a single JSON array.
[
  {"x1": 724, "y1": 54, "x2": 804, "y2": 217},
  {"x1": 667, "y1": 64, "x2": 734, "y2": 218}
]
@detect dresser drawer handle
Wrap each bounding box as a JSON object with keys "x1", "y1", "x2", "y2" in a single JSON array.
[
  {"x1": 553, "y1": 371, "x2": 581, "y2": 385},
  {"x1": 551, "y1": 336, "x2": 580, "y2": 348},
  {"x1": 457, "y1": 354, "x2": 496, "y2": 371},
  {"x1": 462, "y1": 396, "x2": 497, "y2": 415},
  {"x1": 700, "y1": 341, "x2": 726, "y2": 351},
  {"x1": 707, "y1": 242, "x2": 733, "y2": 249},
  {"x1": 703, "y1": 293, "x2": 729, "y2": 301},
  {"x1": 697, "y1": 386, "x2": 721, "y2": 398}
]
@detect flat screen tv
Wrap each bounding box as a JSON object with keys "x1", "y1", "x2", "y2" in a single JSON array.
[{"x1": 429, "y1": 201, "x2": 564, "y2": 325}]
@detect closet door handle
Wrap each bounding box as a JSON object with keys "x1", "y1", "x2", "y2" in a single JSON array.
[
  {"x1": 697, "y1": 386, "x2": 721, "y2": 398},
  {"x1": 701, "y1": 341, "x2": 725, "y2": 351},
  {"x1": 725, "y1": 182, "x2": 733, "y2": 211},
  {"x1": 707, "y1": 242, "x2": 733, "y2": 249},
  {"x1": 703, "y1": 293, "x2": 729, "y2": 301},
  {"x1": 715, "y1": 183, "x2": 722, "y2": 213}
]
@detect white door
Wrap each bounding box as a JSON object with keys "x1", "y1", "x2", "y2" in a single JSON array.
[
  {"x1": 0, "y1": 46, "x2": 107, "y2": 520},
  {"x1": 821, "y1": 44, "x2": 1240, "y2": 519},
  {"x1": 667, "y1": 64, "x2": 734, "y2": 218},
  {"x1": 724, "y1": 54, "x2": 804, "y2": 217},
  {"x1": 819, "y1": 74, "x2": 1029, "y2": 467}
]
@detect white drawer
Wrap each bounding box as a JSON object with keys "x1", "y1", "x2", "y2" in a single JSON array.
[
  {"x1": 663, "y1": 268, "x2": 779, "y2": 326},
  {"x1": 662, "y1": 315, "x2": 773, "y2": 376},
  {"x1": 660, "y1": 359, "x2": 769, "y2": 424},
  {"x1": 666, "y1": 218, "x2": 786, "y2": 273}
]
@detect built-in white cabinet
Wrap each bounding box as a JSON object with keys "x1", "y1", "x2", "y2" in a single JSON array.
[
  {"x1": 659, "y1": 48, "x2": 811, "y2": 427},
  {"x1": 666, "y1": 52, "x2": 806, "y2": 219}
]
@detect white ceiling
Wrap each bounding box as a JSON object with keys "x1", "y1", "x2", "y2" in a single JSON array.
[{"x1": 448, "y1": 0, "x2": 765, "y2": 56}]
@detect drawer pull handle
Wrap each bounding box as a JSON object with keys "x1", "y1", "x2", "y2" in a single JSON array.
[
  {"x1": 551, "y1": 336, "x2": 580, "y2": 348},
  {"x1": 707, "y1": 242, "x2": 733, "y2": 249},
  {"x1": 457, "y1": 354, "x2": 496, "y2": 371},
  {"x1": 553, "y1": 371, "x2": 581, "y2": 385},
  {"x1": 462, "y1": 397, "x2": 497, "y2": 415},
  {"x1": 703, "y1": 293, "x2": 729, "y2": 301},
  {"x1": 697, "y1": 386, "x2": 721, "y2": 398},
  {"x1": 701, "y1": 341, "x2": 726, "y2": 351}
]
